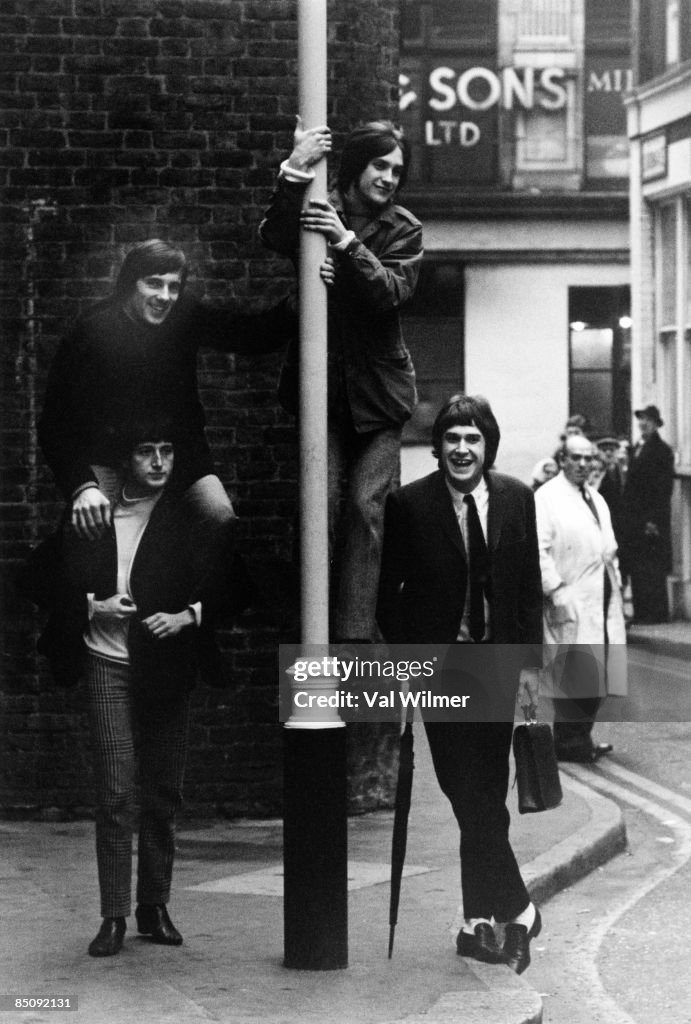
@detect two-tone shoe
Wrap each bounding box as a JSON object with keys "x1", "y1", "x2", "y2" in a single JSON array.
[
  {"x1": 456, "y1": 922, "x2": 508, "y2": 965},
  {"x1": 503, "y1": 907, "x2": 542, "y2": 974}
]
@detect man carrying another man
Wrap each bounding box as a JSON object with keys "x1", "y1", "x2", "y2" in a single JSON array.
[
  {"x1": 34, "y1": 424, "x2": 229, "y2": 957},
  {"x1": 39, "y1": 238, "x2": 296, "y2": 562}
]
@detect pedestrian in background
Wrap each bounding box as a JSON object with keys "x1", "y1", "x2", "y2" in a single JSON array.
[
  {"x1": 552, "y1": 412, "x2": 590, "y2": 461},
  {"x1": 593, "y1": 436, "x2": 626, "y2": 550},
  {"x1": 378, "y1": 394, "x2": 543, "y2": 975},
  {"x1": 530, "y1": 457, "x2": 558, "y2": 492},
  {"x1": 621, "y1": 405, "x2": 674, "y2": 623},
  {"x1": 260, "y1": 117, "x2": 423, "y2": 642},
  {"x1": 535, "y1": 433, "x2": 627, "y2": 763}
]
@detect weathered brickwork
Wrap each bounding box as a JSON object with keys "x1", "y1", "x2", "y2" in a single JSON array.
[{"x1": 0, "y1": 0, "x2": 401, "y2": 819}]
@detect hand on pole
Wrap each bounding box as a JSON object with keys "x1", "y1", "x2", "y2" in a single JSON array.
[
  {"x1": 300, "y1": 199, "x2": 348, "y2": 244},
  {"x1": 286, "y1": 114, "x2": 332, "y2": 173},
  {"x1": 319, "y1": 255, "x2": 336, "y2": 287}
]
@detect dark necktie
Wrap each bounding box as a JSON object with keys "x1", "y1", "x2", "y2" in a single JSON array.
[
  {"x1": 463, "y1": 493, "x2": 489, "y2": 642},
  {"x1": 580, "y1": 486, "x2": 600, "y2": 526}
]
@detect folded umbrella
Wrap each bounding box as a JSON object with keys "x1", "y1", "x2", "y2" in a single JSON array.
[{"x1": 388, "y1": 715, "x2": 415, "y2": 958}]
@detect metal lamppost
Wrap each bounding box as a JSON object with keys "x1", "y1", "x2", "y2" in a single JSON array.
[{"x1": 282, "y1": 0, "x2": 348, "y2": 971}]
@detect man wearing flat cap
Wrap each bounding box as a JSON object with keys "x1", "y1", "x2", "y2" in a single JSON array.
[{"x1": 621, "y1": 405, "x2": 674, "y2": 623}]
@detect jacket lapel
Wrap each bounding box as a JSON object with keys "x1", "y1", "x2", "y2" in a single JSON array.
[{"x1": 432, "y1": 471, "x2": 466, "y2": 558}]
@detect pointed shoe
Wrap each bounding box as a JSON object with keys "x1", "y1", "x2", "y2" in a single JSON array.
[
  {"x1": 88, "y1": 916, "x2": 126, "y2": 957},
  {"x1": 456, "y1": 922, "x2": 508, "y2": 965},
  {"x1": 503, "y1": 907, "x2": 542, "y2": 974},
  {"x1": 135, "y1": 903, "x2": 183, "y2": 946}
]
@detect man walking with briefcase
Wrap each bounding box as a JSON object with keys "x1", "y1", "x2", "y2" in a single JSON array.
[{"x1": 377, "y1": 394, "x2": 544, "y2": 974}]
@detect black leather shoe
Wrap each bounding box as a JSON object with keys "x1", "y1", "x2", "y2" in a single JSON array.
[
  {"x1": 88, "y1": 916, "x2": 126, "y2": 957},
  {"x1": 557, "y1": 742, "x2": 613, "y2": 763},
  {"x1": 503, "y1": 907, "x2": 542, "y2": 974},
  {"x1": 135, "y1": 904, "x2": 183, "y2": 946},
  {"x1": 456, "y1": 922, "x2": 508, "y2": 964}
]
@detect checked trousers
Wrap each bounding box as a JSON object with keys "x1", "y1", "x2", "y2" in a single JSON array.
[{"x1": 85, "y1": 653, "x2": 191, "y2": 918}]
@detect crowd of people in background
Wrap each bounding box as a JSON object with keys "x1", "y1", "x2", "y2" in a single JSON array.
[{"x1": 529, "y1": 404, "x2": 674, "y2": 629}]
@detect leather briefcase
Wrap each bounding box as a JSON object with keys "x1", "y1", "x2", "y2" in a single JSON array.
[{"x1": 512, "y1": 713, "x2": 563, "y2": 814}]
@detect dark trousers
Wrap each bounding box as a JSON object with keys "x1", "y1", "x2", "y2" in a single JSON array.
[
  {"x1": 629, "y1": 555, "x2": 668, "y2": 623},
  {"x1": 553, "y1": 571, "x2": 611, "y2": 752},
  {"x1": 424, "y1": 719, "x2": 530, "y2": 923},
  {"x1": 86, "y1": 653, "x2": 191, "y2": 918},
  {"x1": 327, "y1": 420, "x2": 401, "y2": 641}
]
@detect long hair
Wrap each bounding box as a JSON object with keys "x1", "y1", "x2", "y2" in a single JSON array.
[
  {"x1": 336, "y1": 121, "x2": 411, "y2": 194},
  {"x1": 431, "y1": 394, "x2": 501, "y2": 470},
  {"x1": 113, "y1": 239, "x2": 188, "y2": 301}
]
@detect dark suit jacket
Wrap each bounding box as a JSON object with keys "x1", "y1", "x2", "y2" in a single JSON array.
[
  {"x1": 622, "y1": 431, "x2": 675, "y2": 569},
  {"x1": 377, "y1": 469, "x2": 543, "y2": 654},
  {"x1": 30, "y1": 491, "x2": 231, "y2": 690},
  {"x1": 38, "y1": 294, "x2": 296, "y2": 499}
]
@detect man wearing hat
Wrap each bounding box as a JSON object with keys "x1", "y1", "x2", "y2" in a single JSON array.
[
  {"x1": 593, "y1": 436, "x2": 626, "y2": 549},
  {"x1": 622, "y1": 405, "x2": 675, "y2": 623}
]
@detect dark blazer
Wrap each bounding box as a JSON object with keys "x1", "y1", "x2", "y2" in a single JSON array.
[
  {"x1": 622, "y1": 431, "x2": 675, "y2": 569},
  {"x1": 377, "y1": 469, "x2": 543, "y2": 653},
  {"x1": 31, "y1": 491, "x2": 231, "y2": 690},
  {"x1": 39, "y1": 294, "x2": 296, "y2": 499},
  {"x1": 259, "y1": 180, "x2": 423, "y2": 431}
]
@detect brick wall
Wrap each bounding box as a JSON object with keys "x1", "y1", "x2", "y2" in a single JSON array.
[{"x1": 0, "y1": 0, "x2": 401, "y2": 819}]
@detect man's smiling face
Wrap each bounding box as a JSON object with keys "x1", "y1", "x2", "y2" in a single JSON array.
[
  {"x1": 349, "y1": 146, "x2": 404, "y2": 211},
  {"x1": 124, "y1": 271, "x2": 182, "y2": 327},
  {"x1": 440, "y1": 423, "x2": 487, "y2": 493}
]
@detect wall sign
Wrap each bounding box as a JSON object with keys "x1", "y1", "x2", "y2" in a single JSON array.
[{"x1": 641, "y1": 132, "x2": 667, "y2": 182}]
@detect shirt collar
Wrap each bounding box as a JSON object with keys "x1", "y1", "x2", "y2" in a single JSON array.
[{"x1": 445, "y1": 473, "x2": 488, "y2": 512}]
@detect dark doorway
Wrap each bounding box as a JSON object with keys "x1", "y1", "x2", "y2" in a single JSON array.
[{"x1": 568, "y1": 285, "x2": 631, "y2": 438}]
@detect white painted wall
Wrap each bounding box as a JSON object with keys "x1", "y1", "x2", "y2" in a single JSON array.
[{"x1": 401, "y1": 260, "x2": 630, "y2": 488}]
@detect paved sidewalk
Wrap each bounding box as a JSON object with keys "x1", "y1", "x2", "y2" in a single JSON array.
[
  {"x1": 0, "y1": 722, "x2": 626, "y2": 1024},
  {"x1": 627, "y1": 619, "x2": 691, "y2": 659}
]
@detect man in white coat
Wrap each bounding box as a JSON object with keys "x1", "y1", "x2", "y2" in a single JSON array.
[{"x1": 535, "y1": 433, "x2": 627, "y2": 762}]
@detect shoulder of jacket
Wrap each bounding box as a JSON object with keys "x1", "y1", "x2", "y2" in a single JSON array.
[
  {"x1": 391, "y1": 203, "x2": 422, "y2": 229},
  {"x1": 395, "y1": 471, "x2": 440, "y2": 505},
  {"x1": 489, "y1": 470, "x2": 531, "y2": 498}
]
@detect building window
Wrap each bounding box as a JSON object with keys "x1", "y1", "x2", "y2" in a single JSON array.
[
  {"x1": 686, "y1": 196, "x2": 691, "y2": 330},
  {"x1": 518, "y1": 0, "x2": 573, "y2": 43},
  {"x1": 429, "y1": 0, "x2": 497, "y2": 48},
  {"x1": 568, "y1": 286, "x2": 631, "y2": 438},
  {"x1": 637, "y1": 0, "x2": 691, "y2": 81},
  {"x1": 666, "y1": 0, "x2": 680, "y2": 66},
  {"x1": 653, "y1": 197, "x2": 691, "y2": 461},
  {"x1": 655, "y1": 202, "x2": 680, "y2": 449}
]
